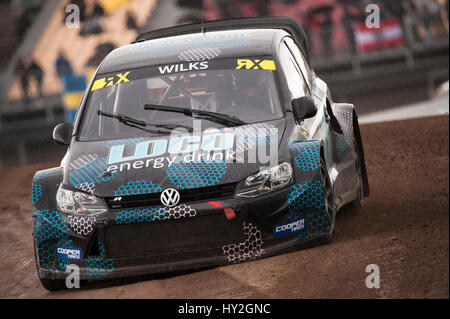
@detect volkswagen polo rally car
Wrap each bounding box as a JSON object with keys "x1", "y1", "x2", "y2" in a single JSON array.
[{"x1": 32, "y1": 17, "x2": 369, "y2": 290}]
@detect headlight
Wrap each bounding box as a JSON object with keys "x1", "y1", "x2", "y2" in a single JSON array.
[
  {"x1": 236, "y1": 162, "x2": 293, "y2": 198},
  {"x1": 56, "y1": 185, "x2": 106, "y2": 215}
]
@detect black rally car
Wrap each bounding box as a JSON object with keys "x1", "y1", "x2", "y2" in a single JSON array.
[{"x1": 32, "y1": 17, "x2": 369, "y2": 290}]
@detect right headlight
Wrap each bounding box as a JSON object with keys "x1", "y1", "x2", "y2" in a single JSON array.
[
  {"x1": 236, "y1": 162, "x2": 293, "y2": 198},
  {"x1": 56, "y1": 185, "x2": 106, "y2": 215}
]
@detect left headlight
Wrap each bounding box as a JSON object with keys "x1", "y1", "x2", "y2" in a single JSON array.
[
  {"x1": 56, "y1": 185, "x2": 106, "y2": 215},
  {"x1": 236, "y1": 162, "x2": 293, "y2": 198}
]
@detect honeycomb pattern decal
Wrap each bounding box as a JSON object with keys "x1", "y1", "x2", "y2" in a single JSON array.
[
  {"x1": 77, "y1": 182, "x2": 95, "y2": 194},
  {"x1": 115, "y1": 206, "x2": 166, "y2": 225},
  {"x1": 66, "y1": 215, "x2": 96, "y2": 236},
  {"x1": 287, "y1": 181, "x2": 330, "y2": 239},
  {"x1": 69, "y1": 154, "x2": 97, "y2": 170},
  {"x1": 115, "y1": 204, "x2": 197, "y2": 225},
  {"x1": 32, "y1": 183, "x2": 42, "y2": 205},
  {"x1": 178, "y1": 47, "x2": 221, "y2": 61},
  {"x1": 114, "y1": 181, "x2": 162, "y2": 196},
  {"x1": 334, "y1": 108, "x2": 354, "y2": 146},
  {"x1": 290, "y1": 141, "x2": 320, "y2": 171},
  {"x1": 35, "y1": 240, "x2": 60, "y2": 270},
  {"x1": 234, "y1": 123, "x2": 277, "y2": 153},
  {"x1": 31, "y1": 171, "x2": 49, "y2": 205},
  {"x1": 33, "y1": 210, "x2": 70, "y2": 243},
  {"x1": 85, "y1": 242, "x2": 114, "y2": 277},
  {"x1": 33, "y1": 210, "x2": 70, "y2": 269},
  {"x1": 336, "y1": 134, "x2": 351, "y2": 162},
  {"x1": 222, "y1": 223, "x2": 264, "y2": 263},
  {"x1": 162, "y1": 204, "x2": 197, "y2": 219},
  {"x1": 69, "y1": 156, "x2": 118, "y2": 193},
  {"x1": 167, "y1": 160, "x2": 227, "y2": 189}
]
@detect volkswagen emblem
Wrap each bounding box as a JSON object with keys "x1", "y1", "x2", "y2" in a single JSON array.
[{"x1": 160, "y1": 188, "x2": 180, "y2": 207}]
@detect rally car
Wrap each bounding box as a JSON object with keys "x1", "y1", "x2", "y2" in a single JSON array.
[{"x1": 32, "y1": 17, "x2": 369, "y2": 290}]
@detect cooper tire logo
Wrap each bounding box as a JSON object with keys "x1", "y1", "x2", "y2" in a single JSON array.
[{"x1": 160, "y1": 188, "x2": 180, "y2": 207}]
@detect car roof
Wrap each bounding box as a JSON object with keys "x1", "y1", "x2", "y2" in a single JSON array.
[
  {"x1": 98, "y1": 17, "x2": 311, "y2": 75},
  {"x1": 98, "y1": 28, "x2": 284, "y2": 74}
]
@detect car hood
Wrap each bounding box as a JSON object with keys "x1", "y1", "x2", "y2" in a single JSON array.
[{"x1": 64, "y1": 119, "x2": 288, "y2": 198}]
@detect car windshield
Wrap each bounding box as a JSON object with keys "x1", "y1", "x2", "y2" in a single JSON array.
[{"x1": 78, "y1": 57, "x2": 283, "y2": 141}]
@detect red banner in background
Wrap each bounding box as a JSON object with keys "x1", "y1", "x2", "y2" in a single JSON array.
[{"x1": 354, "y1": 18, "x2": 404, "y2": 53}]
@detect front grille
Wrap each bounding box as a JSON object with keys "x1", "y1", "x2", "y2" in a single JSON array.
[
  {"x1": 105, "y1": 183, "x2": 236, "y2": 209},
  {"x1": 104, "y1": 213, "x2": 245, "y2": 258}
]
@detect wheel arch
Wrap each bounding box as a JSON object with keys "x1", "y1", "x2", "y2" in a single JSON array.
[{"x1": 331, "y1": 103, "x2": 369, "y2": 198}]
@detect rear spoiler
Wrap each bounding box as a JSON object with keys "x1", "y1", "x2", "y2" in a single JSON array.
[{"x1": 134, "y1": 16, "x2": 310, "y2": 60}]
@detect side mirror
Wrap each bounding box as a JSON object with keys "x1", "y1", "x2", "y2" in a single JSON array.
[
  {"x1": 291, "y1": 96, "x2": 317, "y2": 122},
  {"x1": 53, "y1": 123, "x2": 73, "y2": 145}
]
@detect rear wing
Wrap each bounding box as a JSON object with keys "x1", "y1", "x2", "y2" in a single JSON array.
[{"x1": 135, "y1": 16, "x2": 310, "y2": 61}]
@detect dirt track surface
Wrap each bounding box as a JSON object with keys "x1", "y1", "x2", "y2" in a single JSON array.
[{"x1": 0, "y1": 115, "x2": 448, "y2": 299}]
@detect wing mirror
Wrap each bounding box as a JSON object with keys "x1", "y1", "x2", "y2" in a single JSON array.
[
  {"x1": 291, "y1": 96, "x2": 317, "y2": 122},
  {"x1": 53, "y1": 123, "x2": 73, "y2": 145}
]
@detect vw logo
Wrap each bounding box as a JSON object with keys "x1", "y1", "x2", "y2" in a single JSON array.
[{"x1": 160, "y1": 188, "x2": 180, "y2": 207}]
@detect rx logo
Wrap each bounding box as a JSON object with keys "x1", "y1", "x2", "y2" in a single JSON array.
[
  {"x1": 91, "y1": 72, "x2": 131, "y2": 91},
  {"x1": 236, "y1": 59, "x2": 276, "y2": 70},
  {"x1": 160, "y1": 188, "x2": 180, "y2": 207}
]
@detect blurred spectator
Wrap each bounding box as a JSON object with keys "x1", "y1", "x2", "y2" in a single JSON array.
[
  {"x1": 341, "y1": 3, "x2": 362, "y2": 54},
  {"x1": 125, "y1": 10, "x2": 138, "y2": 31},
  {"x1": 78, "y1": 1, "x2": 104, "y2": 36},
  {"x1": 27, "y1": 57, "x2": 44, "y2": 98},
  {"x1": 429, "y1": 0, "x2": 448, "y2": 37},
  {"x1": 16, "y1": 9, "x2": 32, "y2": 40},
  {"x1": 92, "y1": 1, "x2": 105, "y2": 17},
  {"x1": 55, "y1": 50, "x2": 73, "y2": 79},
  {"x1": 305, "y1": 5, "x2": 334, "y2": 56},
  {"x1": 413, "y1": 0, "x2": 435, "y2": 44},
  {"x1": 14, "y1": 57, "x2": 29, "y2": 107}
]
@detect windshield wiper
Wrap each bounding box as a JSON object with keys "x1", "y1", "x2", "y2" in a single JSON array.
[
  {"x1": 143, "y1": 104, "x2": 246, "y2": 126},
  {"x1": 97, "y1": 110, "x2": 193, "y2": 132}
]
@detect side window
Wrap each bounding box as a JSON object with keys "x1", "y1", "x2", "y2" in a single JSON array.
[
  {"x1": 284, "y1": 37, "x2": 312, "y2": 90},
  {"x1": 278, "y1": 43, "x2": 308, "y2": 99}
]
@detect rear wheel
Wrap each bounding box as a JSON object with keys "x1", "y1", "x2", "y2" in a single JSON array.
[{"x1": 353, "y1": 140, "x2": 364, "y2": 207}]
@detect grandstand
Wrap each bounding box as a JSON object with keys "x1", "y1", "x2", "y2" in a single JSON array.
[{"x1": 6, "y1": 0, "x2": 157, "y2": 102}]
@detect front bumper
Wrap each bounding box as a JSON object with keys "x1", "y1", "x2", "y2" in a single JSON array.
[{"x1": 33, "y1": 183, "x2": 331, "y2": 281}]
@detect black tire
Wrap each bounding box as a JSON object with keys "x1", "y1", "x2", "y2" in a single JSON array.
[
  {"x1": 39, "y1": 278, "x2": 68, "y2": 291},
  {"x1": 319, "y1": 157, "x2": 336, "y2": 244},
  {"x1": 353, "y1": 139, "x2": 364, "y2": 208}
]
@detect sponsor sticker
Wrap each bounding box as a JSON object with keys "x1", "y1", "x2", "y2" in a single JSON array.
[
  {"x1": 158, "y1": 61, "x2": 209, "y2": 74},
  {"x1": 273, "y1": 218, "x2": 305, "y2": 238},
  {"x1": 57, "y1": 247, "x2": 83, "y2": 261}
]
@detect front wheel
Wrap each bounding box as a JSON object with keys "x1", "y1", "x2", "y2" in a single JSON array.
[
  {"x1": 319, "y1": 158, "x2": 336, "y2": 244},
  {"x1": 39, "y1": 278, "x2": 67, "y2": 291}
]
